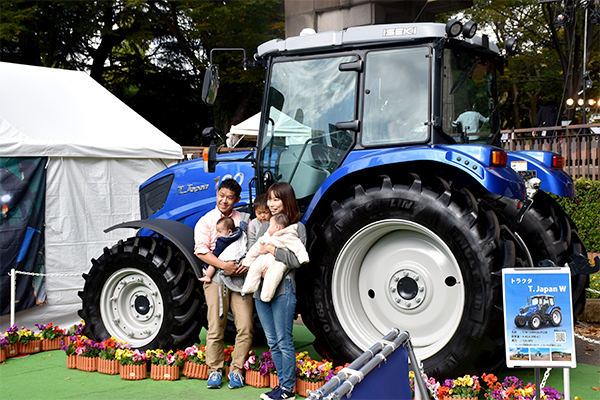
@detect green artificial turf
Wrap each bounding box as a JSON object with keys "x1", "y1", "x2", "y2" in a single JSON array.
[{"x1": 1, "y1": 324, "x2": 597, "y2": 400}]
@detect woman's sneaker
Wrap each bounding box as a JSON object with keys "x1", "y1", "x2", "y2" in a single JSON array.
[
  {"x1": 267, "y1": 387, "x2": 295, "y2": 400},
  {"x1": 207, "y1": 371, "x2": 222, "y2": 388},
  {"x1": 260, "y1": 386, "x2": 280, "y2": 400}
]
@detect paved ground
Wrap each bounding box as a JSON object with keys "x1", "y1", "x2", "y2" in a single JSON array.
[{"x1": 574, "y1": 321, "x2": 599, "y2": 367}]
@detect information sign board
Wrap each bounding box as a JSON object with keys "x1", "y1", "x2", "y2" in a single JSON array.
[{"x1": 502, "y1": 267, "x2": 576, "y2": 368}]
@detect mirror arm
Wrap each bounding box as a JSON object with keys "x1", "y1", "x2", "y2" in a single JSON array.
[{"x1": 210, "y1": 47, "x2": 249, "y2": 70}]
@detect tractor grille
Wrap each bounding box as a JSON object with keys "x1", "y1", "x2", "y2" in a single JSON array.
[{"x1": 139, "y1": 174, "x2": 174, "y2": 219}]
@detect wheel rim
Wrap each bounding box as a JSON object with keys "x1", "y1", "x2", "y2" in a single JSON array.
[
  {"x1": 100, "y1": 267, "x2": 165, "y2": 347},
  {"x1": 552, "y1": 310, "x2": 561, "y2": 324},
  {"x1": 531, "y1": 316, "x2": 541, "y2": 328},
  {"x1": 331, "y1": 219, "x2": 465, "y2": 360}
]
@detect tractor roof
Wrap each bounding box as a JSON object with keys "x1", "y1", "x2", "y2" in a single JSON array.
[{"x1": 256, "y1": 22, "x2": 500, "y2": 58}]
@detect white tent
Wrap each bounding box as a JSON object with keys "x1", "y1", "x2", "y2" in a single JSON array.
[
  {"x1": 226, "y1": 108, "x2": 313, "y2": 147},
  {"x1": 0, "y1": 62, "x2": 182, "y2": 331}
]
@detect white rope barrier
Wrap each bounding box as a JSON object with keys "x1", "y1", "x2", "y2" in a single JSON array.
[{"x1": 8, "y1": 268, "x2": 82, "y2": 327}]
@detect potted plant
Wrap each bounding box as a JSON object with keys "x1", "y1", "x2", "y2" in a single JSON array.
[
  {"x1": 244, "y1": 350, "x2": 268, "y2": 388},
  {"x1": 440, "y1": 375, "x2": 481, "y2": 400},
  {"x1": 261, "y1": 350, "x2": 279, "y2": 389},
  {"x1": 97, "y1": 337, "x2": 125, "y2": 375},
  {"x1": 148, "y1": 349, "x2": 184, "y2": 381},
  {"x1": 409, "y1": 370, "x2": 440, "y2": 400},
  {"x1": 35, "y1": 323, "x2": 65, "y2": 351},
  {"x1": 223, "y1": 344, "x2": 234, "y2": 377},
  {"x1": 74, "y1": 337, "x2": 100, "y2": 372},
  {"x1": 4, "y1": 325, "x2": 21, "y2": 358},
  {"x1": 116, "y1": 349, "x2": 148, "y2": 380},
  {"x1": 63, "y1": 321, "x2": 85, "y2": 347},
  {"x1": 0, "y1": 335, "x2": 8, "y2": 362},
  {"x1": 18, "y1": 327, "x2": 42, "y2": 354},
  {"x1": 295, "y1": 352, "x2": 332, "y2": 397},
  {"x1": 182, "y1": 344, "x2": 208, "y2": 379},
  {"x1": 61, "y1": 339, "x2": 78, "y2": 369}
]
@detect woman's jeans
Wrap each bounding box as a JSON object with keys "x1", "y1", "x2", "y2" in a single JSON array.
[{"x1": 255, "y1": 279, "x2": 296, "y2": 391}]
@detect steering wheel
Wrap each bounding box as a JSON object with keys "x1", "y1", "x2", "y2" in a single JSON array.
[{"x1": 311, "y1": 144, "x2": 331, "y2": 168}]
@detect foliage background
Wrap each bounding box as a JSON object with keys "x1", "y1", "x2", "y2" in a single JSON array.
[
  {"x1": 2, "y1": 0, "x2": 598, "y2": 145},
  {"x1": 0, "y1": 0, "x2": 283, "y2": 146}
]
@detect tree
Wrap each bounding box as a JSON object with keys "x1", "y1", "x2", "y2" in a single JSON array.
[
  {"x1": 0, "y1": 0, "x2": 284, "y2": 145},
  {"x1": 441, "y1": 0, "x2": 599, "y2": 128}
]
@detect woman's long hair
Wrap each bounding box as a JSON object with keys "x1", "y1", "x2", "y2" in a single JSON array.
[{"x1": 266, "y1": 182, "x2": 301, "y2": 224}]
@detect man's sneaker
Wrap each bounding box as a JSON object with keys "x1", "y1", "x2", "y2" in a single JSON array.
[
  {"x1": 267, "y1": 387, "x2": 295, "y2": 400},
  {"x1": 207, "y1": 371, "x2": 222, "y2": 389},
  {"x1": 228, "y1": 371, "x2": 244, "y2": 389},
  {"x1": 260, "y1": 386, "x2": 280, "y2": 400}
]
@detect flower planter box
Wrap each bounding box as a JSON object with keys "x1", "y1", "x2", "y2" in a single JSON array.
[
  {"x1": 296, "y1": 378, "x2": 324, "y2": 397},
  {"x1": 98, "y1": 358, "x2": 120, "y2": 375},
  {"x1": 440, "y1": 397, "x2": 478, "y2": 400},
  {"x1": 5, "y1": 344, "x2": 19, "y2": 358},
  {"x1": 246, "y1": 369, "x2": 269, "y2": 388},
  {"x1": 42, "y1": 337, "x2": 63, "y2": 351},
  {"x1": 66, "y1": 354, "x2": 78, "y2": 369},
  {"x1": 120, "y1": 363, "x2": 147, "y2": 380},
  {"x1": 77, "y1": 355, "x2": 98, "y2": 372},
  {"x1": 270, "y1": 373, "x2": 279, "y2": 389},
  {"x1": 151, "y1": 364, "x2": 180, "y2": 381},
  {"x1": 19, "y1": 341, "x2": 41, "y2": 354},
  {"x1": 0, "y1": 348, "x2": 6, "y2": 363},
  {"x1": 182, "y1": 362, "x2": 208, "y2": 379}
]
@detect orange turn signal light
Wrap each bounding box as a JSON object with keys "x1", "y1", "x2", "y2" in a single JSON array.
[
  {"x1": 552, "y1": 155, "x2": 564, "y2": 169},
  {"x1": 491, "y1": 150, "x2": 507, "y2": 167}
]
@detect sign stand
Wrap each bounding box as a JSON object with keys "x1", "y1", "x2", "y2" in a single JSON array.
[{"x1": 502, "y1": 266, "x2": 576, "y2": 399}]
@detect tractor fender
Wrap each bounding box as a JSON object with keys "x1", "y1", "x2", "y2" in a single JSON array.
[
  {"x1": 104, "y1": 219, "x2": 204, "y2": 279},
  {"x1": 302, "y1": 145, "x2": 527, "y2": 221},
  {"x1": 507, "y1": 151, "x2": 575, "y2": 198}
]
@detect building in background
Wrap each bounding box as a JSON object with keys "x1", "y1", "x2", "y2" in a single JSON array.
[{"x1": 284, "y1": 0, "x2": 473, "y2": 37}]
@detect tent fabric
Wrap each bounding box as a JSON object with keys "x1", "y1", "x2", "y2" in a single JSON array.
[
  {"x1": 226, "y1": 108, "x2": 313, "y2": 147},
  {"x1": 0, "y1": 62, "x2": 182, "y2": 159},
  {"x1": 0, "y1": 62, "x2": 182, "y2": 331}
]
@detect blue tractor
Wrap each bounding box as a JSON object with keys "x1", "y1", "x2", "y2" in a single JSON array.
[
  {"x1": 78, "y1": 20, "x2": 596, "y2": 379},
  {"x1": 514, "y1": 295, "x2": 562, "y2": 329}
]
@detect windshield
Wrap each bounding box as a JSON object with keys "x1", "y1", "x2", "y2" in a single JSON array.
[
  {"x1": 362, "y1": 47, "x2": 431, "y2": 146},
  {"x1": 442, "y1": 47, "x2": 499, "y2": 144},
  {"x1": 259, "y1": 56, "x2": 357, "y2": 208}
]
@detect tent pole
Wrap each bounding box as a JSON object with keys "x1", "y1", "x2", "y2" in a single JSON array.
[{"x1": 10, "y1": 268, "x2": 16, "y2": 326}]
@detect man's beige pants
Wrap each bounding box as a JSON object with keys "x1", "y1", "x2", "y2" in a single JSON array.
[{"x1": 204, "y1": 281, "x2": 254, "y2": 375}]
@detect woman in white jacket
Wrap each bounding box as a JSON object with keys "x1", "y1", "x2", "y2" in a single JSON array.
[
  {"x1": 242, "y1": 213, "x2": 309, "y2": 302},
  {"x1": 249, "y1": 183, "x2": 306, "y2": 400}
]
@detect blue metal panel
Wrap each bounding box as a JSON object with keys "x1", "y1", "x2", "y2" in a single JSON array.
[
  {"x1": 508, "y1": 151, "x2": 575, "y2": 198},
  {"x1": 141, "y1": 151, "x2": 255, "y2": 228},
  {"x1": 302, "y1": 145, "x2": 527, "y2": 222}
]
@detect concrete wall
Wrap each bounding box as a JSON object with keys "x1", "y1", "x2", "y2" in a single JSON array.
[{"x1": 285, "y1": 0, "x2": 473, "y2": 37}]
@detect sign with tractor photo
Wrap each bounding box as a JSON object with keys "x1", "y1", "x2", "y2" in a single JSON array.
[{"x1": 502, "y1": 267, "x2": 576, "y2": 368}]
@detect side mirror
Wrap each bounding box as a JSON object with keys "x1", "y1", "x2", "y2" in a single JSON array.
[{"x1": 202, "y1": 64, "x2": 220, "y2": 105}]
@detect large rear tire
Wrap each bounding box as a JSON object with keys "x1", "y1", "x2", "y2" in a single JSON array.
[
  {"x1": 301, "y1": 174, "x2": 515, "y2": 379},
  {"x1": 488, "y1": 191, "x2": 589, "y2": 316},
  {"x1": 78, "y1": 236, "x2": 205, "y2": 350}
]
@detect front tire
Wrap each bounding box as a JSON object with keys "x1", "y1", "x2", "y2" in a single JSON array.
[
  {"x1": 550, "y1": 308, "x2": 562, "y2": 326},
  {"x1": 78, "y1": 236, "x2": 205, "y2": 350},
  {"x1": 302, "y1": 174, "x2": 515, "y2": 379},
  {"x1": 529, "y1": 313, "x2": 542, "y2": 329}
]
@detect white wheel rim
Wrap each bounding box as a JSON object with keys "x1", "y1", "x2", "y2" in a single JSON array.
[
  {"x1": 552, "y1": 311, "x2": 561, "y2": 324},
  {"x1": 100, "y1": 268, "x2": 165, "y2": 347},
  {"x1": 332, "y1": 219, "x2": 465, "y2": 361}
]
